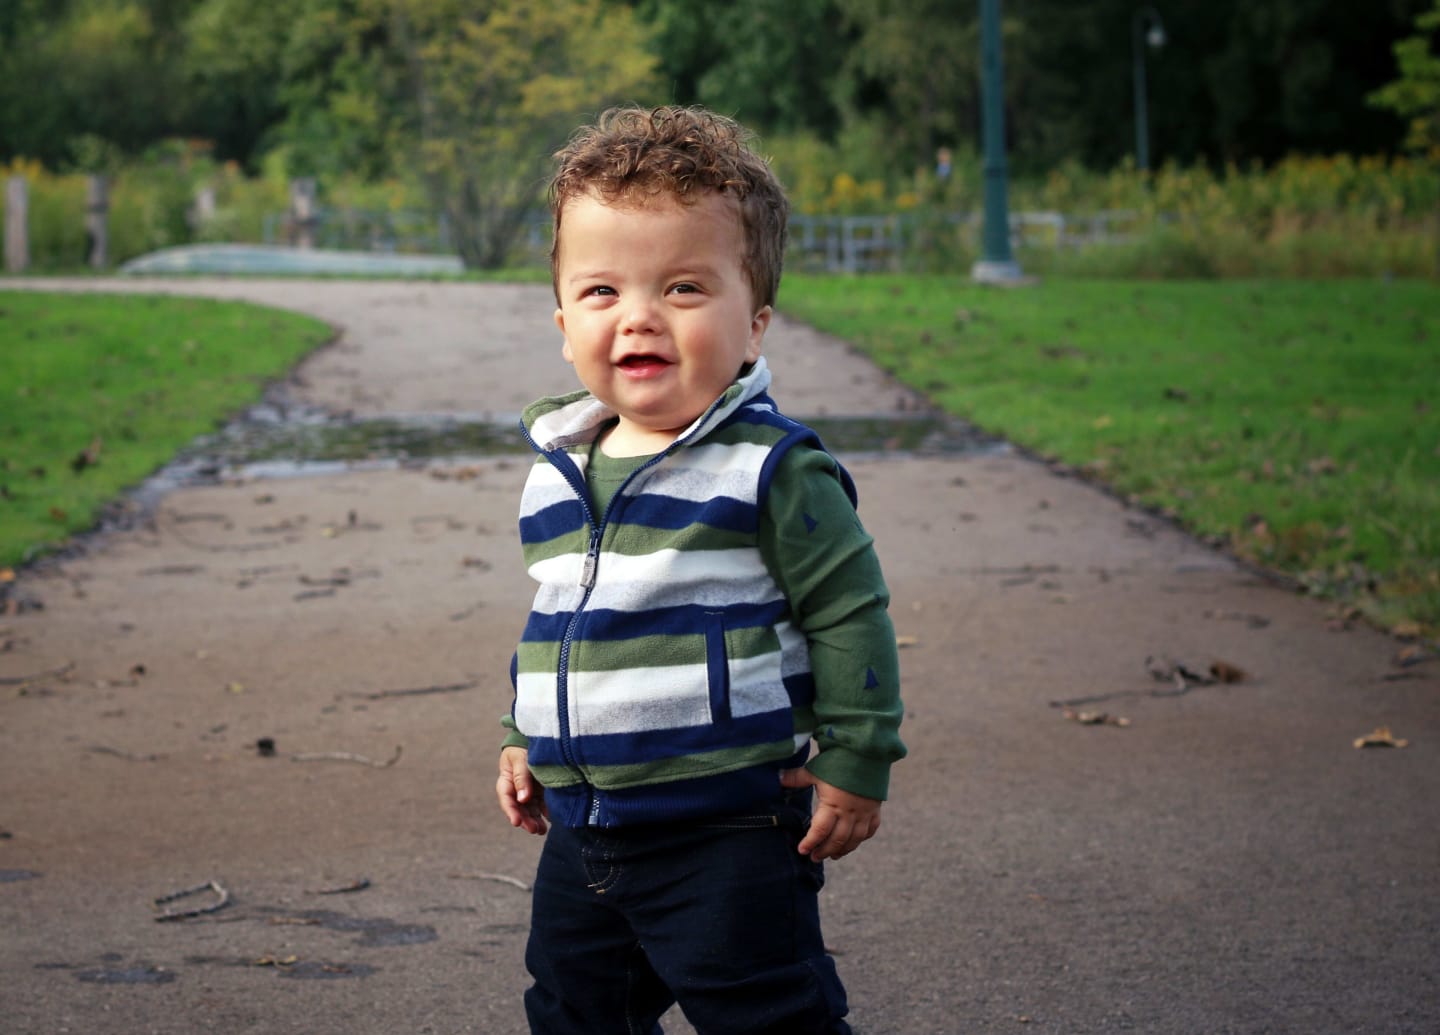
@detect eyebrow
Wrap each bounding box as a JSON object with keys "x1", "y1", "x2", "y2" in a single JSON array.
[{"x1": 563, "y1": 263, "x2": 726, "y2": 286}]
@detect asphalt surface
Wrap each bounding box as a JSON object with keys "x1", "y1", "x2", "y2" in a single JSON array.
[{"x1": 1, "y1": 278, "x2": 1436, "y2": 1034}]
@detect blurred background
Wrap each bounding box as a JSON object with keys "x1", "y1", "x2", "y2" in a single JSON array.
[{"x1": 1, "y1": 0, "x2": 1436, "y2": 277}]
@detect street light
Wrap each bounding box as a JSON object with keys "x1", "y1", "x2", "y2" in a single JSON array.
[
  {"x1": 972, "y1": 0, "x2": 1024, "y2": 284},
  {"x1": 1132, "y1": 7, "x2": 1166, "y2": 172}
]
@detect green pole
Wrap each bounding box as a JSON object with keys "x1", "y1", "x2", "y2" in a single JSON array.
[
  {"x1": 1133, "y1": 10, "x2": 1151, "y2": 172},
  {"x1": 972, "y1": 0, "x2": 1023, "y2": 283},
  {"x1": 1132, "y1": 8, "x2": 1166, "y2": 173}
]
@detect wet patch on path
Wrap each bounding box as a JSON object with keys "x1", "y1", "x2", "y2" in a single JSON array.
[
  {"x1": 141, "y1": 398, "x2": 1005, "y2": 501},
  {"x1": 252, "y1": 907, "x2": 439, "y2": 948}
]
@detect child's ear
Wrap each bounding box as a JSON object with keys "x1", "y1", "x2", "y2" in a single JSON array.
[
  {"x1": 555, "y1": 308, "x2": 575, "y2": 364},
  {"x1": 746, "y1": 305, "x2": 772, "y2": 363}
]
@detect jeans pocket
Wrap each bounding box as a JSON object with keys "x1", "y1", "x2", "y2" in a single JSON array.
[{"x1": 704, "y1": 610, "x2": 731, "y2": 722}]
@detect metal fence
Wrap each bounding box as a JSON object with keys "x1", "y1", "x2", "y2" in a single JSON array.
[
  {"x1": 257, "y1": 206, "x2": 1152, "y2": 273},
  {"x1": 788, "y1": 210, "x2": 1149, "y2": 273},
  {"x1": 262, "y1": 207, "x2": 454, "y2": 254}
]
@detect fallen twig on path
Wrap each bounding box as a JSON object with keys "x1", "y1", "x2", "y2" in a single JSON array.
[
  {"x1": 449, "y1": 872, "x2": 532, "y2": 892},
  {"x1": 161, "y1": 511, "x2": 285, "y2": 554},
  {"x1": 154, "y1": 880, "x2": 230, "y2": 922},
  {"x1": 361, "y1": 680, "x2": 477, "y2": 701},
  {"x1": 0, "y1": 661, "x2": 75, "y2": 686},
  {"x1": 1061, "y1": 708, "x2": 1130, "y2": 728},
  {"x1": 308, "y1": 878, "x2": 372, "y2": 895},
  {"x1": 290, "y1": 745, "x2": 403, "y2": 768},
  {"x1": 1049, "y1": 655, "x2": 1248, "y2": 711},
  {"x1": 88, "y1": 744, "x2": 163, "y2": 762}
]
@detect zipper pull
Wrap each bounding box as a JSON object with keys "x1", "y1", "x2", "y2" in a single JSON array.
[{"x1": 580, "y1": 534, "x2": 600, "y2": 589}]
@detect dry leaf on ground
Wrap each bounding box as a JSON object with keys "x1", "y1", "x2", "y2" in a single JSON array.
[{"x1": 1353, "y1": 726, "x2": 1409, "y2": 749}]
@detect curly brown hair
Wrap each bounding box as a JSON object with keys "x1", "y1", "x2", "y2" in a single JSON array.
[{"x1": 548, "y1": 106, "x2": 789, "y2": 310}]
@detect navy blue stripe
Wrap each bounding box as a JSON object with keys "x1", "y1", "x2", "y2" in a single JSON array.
[
  {"x1": 543, "y1": 750, "x2": 810, "y2": 827},
  {"x1": 521, "y1": 600, "x2": 788, "y2": 645},
  {"x1": 567, "y1": 708, "x2": 795, "y2": 766},
  {"x1": 519, "y1": 498, "x2": 589, "y2": 543},
  {"x1": 611, "y1": 492, "x2": 758, "y2": 534},
  {"x1": 704, "y1": 612, "x2": 731, "y2": 722},
  {"x1": 783, "y1": 669, "x2": 816, "y2": 708}
]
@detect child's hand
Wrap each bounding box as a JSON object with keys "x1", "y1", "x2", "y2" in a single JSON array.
[
  {"x1": 497, "y1": 746, "x2": 549, "y2": 835},
  {"x1": 779, "y1": 768, "x2": 881, "y2": 861}
]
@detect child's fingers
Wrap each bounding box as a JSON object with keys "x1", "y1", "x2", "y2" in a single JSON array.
[
  {"x1": 798, "y1": 806, "x2": 840, "y2": 858},
  {"x1": 799, "y1": 805, "x2": 882, "y2": 860},
  {"x1": 779, "y1": 767, "x2": 816, "y2": 790},
  {"x1": 497, "y1": 749, "x2": 549, "y2": 834}
]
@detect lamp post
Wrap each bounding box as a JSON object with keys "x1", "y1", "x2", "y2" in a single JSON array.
[
  {"x1": 972, "y1": 0, "x2": 1024, "y2": 284},
  {"x1": 1132, "y1": 7, "x2": 1166, "y2": 172}
]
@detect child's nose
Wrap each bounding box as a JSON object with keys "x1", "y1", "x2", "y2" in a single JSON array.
[{"x1": 621, "y1": 297, "x2": 662, "y2": 334}]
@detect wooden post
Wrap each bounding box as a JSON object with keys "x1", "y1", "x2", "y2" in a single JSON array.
[
  {"x1": 4, "y1": 175, "x2": 28, "y2": 273},
  {"x1": 85, "y1": 175, "x2": 109, "y2": 268},
  {"x1": 290, "y1": 177, "x2": 318, "y2": 249},
  {"x1": 190, "y1": 185, "x2": 216, "y2": 233}
]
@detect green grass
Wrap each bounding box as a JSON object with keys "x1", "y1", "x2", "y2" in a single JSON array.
[
  {"x1": 779, "y1": 275, "x2": 1440, "y2": 635},
  {"x1": 0, "y1": 291, "x2": 332, "y2": 567}
]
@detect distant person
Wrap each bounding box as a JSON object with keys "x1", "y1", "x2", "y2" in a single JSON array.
[
  {"x1": 495, "y1": 105, "x2": 907, "y2": 1034},
  {"x1": 935, "y1": 146, "x2": 953, "y2": 180}
]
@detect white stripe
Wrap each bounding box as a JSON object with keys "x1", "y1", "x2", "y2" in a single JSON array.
[
  {"x1": 636, "y1": 441, "x2": 767, "y2": 504},
  {"x1": 586, "y1": 549, "x2": 779, "y2": 611},
  {"x1": 570, "y1": 664, "x2": 713, "y2": 734},
  {"x1": 514, "y1": 672, "x2": 562, "y2": 738},
  {"x1": 527, "y1": 580, "x2": 586, "y2": 616},
  {"x1": 520, "y1": 458, "x2": 590, "y2": 517},
  {"x1": 726, "y1": 652, "x2": 791, "y2": 718}
]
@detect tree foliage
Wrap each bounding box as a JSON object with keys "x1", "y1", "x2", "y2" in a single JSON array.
[
  {"x1": 188, "y1": 0, "x2": 657, "y2": 266},
  {"x1": 0, "y1": 0, "x2": 1431, "y2": 232},
  {"x1": 383, "y1": 0, "x2": 658, "y2": 266},
  {"x1": 1369, "y1": 0, "x2": 1440, "y2": 152}
]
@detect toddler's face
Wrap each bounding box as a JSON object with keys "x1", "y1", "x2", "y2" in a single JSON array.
[{"x1": 552, "y1": 190, "x2": 771, "y2": 456}]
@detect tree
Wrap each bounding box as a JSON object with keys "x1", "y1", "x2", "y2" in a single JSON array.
[
  {"x1": 832, "y1": 0, "x2": 981, "y2": 167},
  {"x1": 1369, "y1": 0, "x2": 1440, "y2": 152},
  {"x1": 633, "y1": 0, "x2": 852, "y2": 138},
  {"x1": 182, "y1": 0, "x2": 293, "y2": 167},
  {"x1": 387, "y1": 0, "x2": 659, "y2": 267},
  {"x1": 0, "y1": 0, "x2": 199, "y2": 166},
  {"x1": 263, "y1": 0, "x2": 657, "y2": 266}
]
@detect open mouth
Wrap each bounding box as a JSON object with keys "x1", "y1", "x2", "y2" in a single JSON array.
[{"x1": 618, "y1": 354, "x2": 671, "y2": 371}]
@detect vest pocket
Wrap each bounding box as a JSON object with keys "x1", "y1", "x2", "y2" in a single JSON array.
[{"x1": 704, "y1": 611, "x2": 732, "y2": 722}]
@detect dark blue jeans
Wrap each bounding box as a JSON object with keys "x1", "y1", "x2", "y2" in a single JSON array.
[{"x1": 523, "y1": 794, "x2": 851, "y2": 1035}]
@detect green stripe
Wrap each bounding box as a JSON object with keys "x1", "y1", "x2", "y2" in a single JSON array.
[
  {"x1": 602, "y1": 525, "x2": 755, "y2": 556},
  {"x1": 519, "y1": 626, "x2": 783, "y2": 673},
  {"x1": 524, "y1": 526, "x2": 591, "y2": 564},
  {"x1": 587, "y1": 739, "x2": 802, "y2": 788},
  {"x1": 516, "y1": 640, "x2": 563, "y2": 674}
]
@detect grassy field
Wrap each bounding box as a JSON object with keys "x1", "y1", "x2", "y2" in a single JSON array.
[
  {"x1": 779, "y1": 275, "x2": 1440, "y2": 635},
  {"x1": 0, "y1": 291, "x2": 332, "y2": 568}
]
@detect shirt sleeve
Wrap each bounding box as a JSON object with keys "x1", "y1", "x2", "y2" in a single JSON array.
[{"x1": 760, "y1": 445, "x2": 907, "y2": 800}]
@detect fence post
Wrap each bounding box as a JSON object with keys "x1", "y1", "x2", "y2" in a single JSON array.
[
  {"x1": 4, "y1": 176, "x2": 28, "y2": 273},
  {"x1": 85, "y1": 175, "x2": 109, "y2": 268},
  {"x1": 290, "y1": 177, "x2": 318, "y2": 249},
  {"x1": 190, "y1": 185, "x2": 216, "y2": 234}
]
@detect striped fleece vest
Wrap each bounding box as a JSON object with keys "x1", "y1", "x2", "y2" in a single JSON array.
[{"x1": 512, "y1": 359, "x2": 858, "y2": 827}]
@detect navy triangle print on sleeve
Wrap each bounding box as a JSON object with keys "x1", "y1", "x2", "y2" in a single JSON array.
[
  {"x1": 865, "y1": 667, "x2": 880, "y2": 690},
  {"x1": 802, "y1": 512, "x2": 819, "y2": 534}
]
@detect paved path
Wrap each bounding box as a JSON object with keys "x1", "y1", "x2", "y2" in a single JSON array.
[{"x1": 1, "y1": 279, "x2": 1436, "y2": 1034}]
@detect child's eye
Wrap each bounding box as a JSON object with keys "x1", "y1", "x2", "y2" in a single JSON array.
[
  {"x1": 669, "y1": 282, "x2": 699, "y2": 295},
  {"x1": 583, "y1": 285, "x2": 616, "y2": 298}
]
